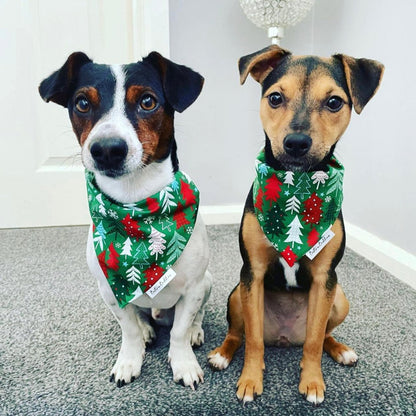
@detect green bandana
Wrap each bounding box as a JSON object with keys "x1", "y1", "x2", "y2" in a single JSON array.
[
  {"x1": 253, "y1": 149, "x2": 344, "y2": 267},
  {"x1": 86, "y1": 170, "x2": 199, "y2": 308}
]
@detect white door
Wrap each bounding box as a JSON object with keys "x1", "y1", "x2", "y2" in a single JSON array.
[{"x1": 0, "y1": 0, "x2": 169, "y2": 228}]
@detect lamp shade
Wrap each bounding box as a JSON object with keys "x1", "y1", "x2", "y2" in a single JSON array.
[{"x1": 240, "y1": 0, "x2": 314, "y2": 43}]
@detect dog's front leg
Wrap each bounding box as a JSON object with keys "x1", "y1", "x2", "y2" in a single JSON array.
[
  {"x1": 299, "y1": 219, "x2": 344, "y2": 405},
  {"x1": 299, "y1": 277, "x2": 336, "y2": 405},
  {"x1": 108, "y1": 304, "x2": 146, "y2": 387},
  {"x1": 168, "y1": 277, "x2": 209, "y2": 390},
  {"x1": 236, "y1": 212, "x2": 275, "y2": 403},
  {"x1": 87, "y1": 228, "x2": 148, "y2": 387},
  {"x1": 236, "y1": 273, "x2": 265, "y2": 403}
]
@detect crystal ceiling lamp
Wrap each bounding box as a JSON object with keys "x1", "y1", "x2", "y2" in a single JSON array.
[{"x1": 240, "y1": 0, "x2": 315, "y2": 45}]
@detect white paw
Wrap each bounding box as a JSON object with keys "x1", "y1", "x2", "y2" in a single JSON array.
[
  {"x1": 306, "y1": 391, "x2": 324, "y2": 406},
  {"x1": 169, "y1": 348, "x2": 204, "y2": 390},
  {"x1": 339, "y1": 349, "x2": 358, "y2": 366},
  {"x1": 207, "y1": 352, "x2": 230, "y2": 370},
  {"x1": 190, "y1": 326, "x2": 204, "y2": 347},
  {"x1": 110, "y1": 348, "x2": 144, "y2": 387}
]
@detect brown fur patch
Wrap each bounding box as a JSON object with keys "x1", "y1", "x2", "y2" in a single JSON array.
[
  {"x1": 241, "y1": 212, "x2": 278, "y2": 282},
  {"x1": 126, "y1": 85, "x2": 147, "y2": 106},
  {"x1": 134, "y1": 112, "x2": 173, "y2": 165},
  {"x1": 70, "y1": 114, "x2": 93, "y2": 146},
  {"x1": 70, "y1": 87, "x2": 100, "y2": 145}
]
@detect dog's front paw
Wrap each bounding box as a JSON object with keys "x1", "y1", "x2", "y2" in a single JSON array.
[
  {"x1": 299, "y1": 367, "x2": 325, "y2": 405},
  {"x1": 236, "y1": 368, "x2": 263, "y2": 404},
  {"x1": 110, "y1": 348, "x2": 145, "y2": 388},
  {"x1": 169, "y1": 347, "x2": 204, "y2": 390}
]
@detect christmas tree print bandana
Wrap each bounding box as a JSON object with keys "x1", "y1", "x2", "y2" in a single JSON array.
[
  {"x1": 253, "y1": 149, "x2": 344, "y2": 267},
  {"x1": 86, "y1": 170, "x2": 199, "y2": 308}
]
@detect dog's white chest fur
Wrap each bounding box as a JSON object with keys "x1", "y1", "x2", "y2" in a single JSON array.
[{"x1": 279, "y1": 258, "x2": 300, "y2": 288}]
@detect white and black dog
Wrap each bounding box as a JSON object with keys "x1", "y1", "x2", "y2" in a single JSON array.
[{"x1": 39, "y1": 51, "x2": 212, "y2": 390}]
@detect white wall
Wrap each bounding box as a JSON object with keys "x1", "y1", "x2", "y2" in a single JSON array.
[
  {"x1": 169, "y1": 0, "x2": 314, "y2": 210},
  {"x1": 169, "y1": 0, "x2": 416, "y2": 256},
  {"x1": 313, "y1": 0, "x2": 416, "y2": 256}
]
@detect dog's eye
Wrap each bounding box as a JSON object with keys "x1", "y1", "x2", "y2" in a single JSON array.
[
  {"x1": 140, "y1": 94, "x2": 157, "y2": 111},
  {"x1": 75, "y1": 95, "x2": 90, "y2": 113},
  {"x1": 326, "y1": 96, "x2": 344, "y2": 112},
  {"x1": 268, "y1": 92, "x2": 283, "y2": 108}
]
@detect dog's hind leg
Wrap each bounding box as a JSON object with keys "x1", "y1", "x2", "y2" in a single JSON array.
[
  {"x1": 208, "y1": 283, "x2": 244, "y2": 370},
  {"x1": 136, "y1": 308, "x2": 156, "y2": 346},
  {"x1": 323, "y1": 284, "x2": 358, "y2": 366}
]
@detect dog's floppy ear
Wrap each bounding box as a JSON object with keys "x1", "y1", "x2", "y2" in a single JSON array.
[
  {"x1": 38, "y1": 52, "x2": 92, "y2": 107},
  {"x1": 144, "y1": 52, "x2": 204, "y2": 113},
  {"x1": 239, "y1": 45, "x2": 291, "y2": 85},
  {"x1": 334, "y1": 54, "x2": 384, "y2": 114}
]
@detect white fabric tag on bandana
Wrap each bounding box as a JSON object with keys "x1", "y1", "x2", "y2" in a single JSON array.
[
  {"x1": 146, "y1": 268, "x2": 177, "y2": 298},
  {"x1": 305, "y1": 228, "x2": 335, "y2": 260}
]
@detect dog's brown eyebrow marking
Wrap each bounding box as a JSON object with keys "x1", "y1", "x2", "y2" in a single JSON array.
[
  {"x1": 75, "y1": 87, "x2": 100, "y2": 107},
  {"x1": 126, "y1": 85, "x2": 155, "y2": 105}
]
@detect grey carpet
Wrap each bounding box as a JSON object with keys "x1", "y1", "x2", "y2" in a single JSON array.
[{"x1": 1, "y1": 224, "x2": 415, "y2": 416}]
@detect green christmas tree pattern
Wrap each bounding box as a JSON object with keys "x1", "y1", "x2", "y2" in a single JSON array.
[
  {"x1": 253, "y1": 150, "x2": 344, "y2": 266},
  {"x1": 86, "y1": 171, "x2": 200, "y2": 307}
]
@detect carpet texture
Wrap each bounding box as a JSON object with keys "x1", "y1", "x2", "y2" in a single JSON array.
[{"x1": 1, "y1": 224, "x2": 415, "y2": 416}]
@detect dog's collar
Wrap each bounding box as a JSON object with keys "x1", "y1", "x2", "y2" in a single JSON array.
[
  {"x1": 253, "y1": 149, "x2": 344, "y2": 267},
  {"x1": 85, "y1": 170, "x2": 199, "y2": 308}
]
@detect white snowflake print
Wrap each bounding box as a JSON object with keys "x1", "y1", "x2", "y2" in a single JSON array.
[
  {"x1": 258, "y1": 213, "x2": 264, "y2": 222},
  {"x1": 108, "y1": 209, "x2": 118, "y2": 219},
  {"x1": 186, "y1": 226, "x2": 193, "y2": 235},
  {"x1": 115, "y1": 242, "x2": 122, "y2": 249},
  {"x1": 144, "y1": 216, "x2": 155, "y2": 225},
  {"x1": 325, "y1": 196, "x2": 332, "y2": 203}
]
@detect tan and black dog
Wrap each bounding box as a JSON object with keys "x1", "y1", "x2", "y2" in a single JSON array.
[{"x1": 208, "y1": 45, "x2": 383, "y2": 405}]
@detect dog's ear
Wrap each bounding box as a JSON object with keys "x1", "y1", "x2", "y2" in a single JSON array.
[
  {"x1": 239, "y1": 45, "x2": 291, "y2": 85},
  {"x1": 144, "y1": 52, "x2": 204, "y2": 113},
  {"x1": 38, "y1": 52, "x2": 92, "y2": 107},
  {"x1": 334, "y1": 54, "x2": 384, "y2": 114}
]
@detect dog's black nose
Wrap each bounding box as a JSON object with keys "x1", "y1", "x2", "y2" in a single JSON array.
[
  {"x1": 90, "y1": 138, "x2": 128, "y2": 171},
  {"x1": 283, "y1": 133, "x2": 312, "y2": 158}
]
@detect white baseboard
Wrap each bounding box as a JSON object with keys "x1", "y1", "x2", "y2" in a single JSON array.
[
  {"x1": 200, "y1": 205, "x2": 416, "y2": 290},
  {"x1": 200, "y1": 205, "x2": 243, "y2": 225},
  {"x1": 344, "y1": 221, "x2": 416, "y2": 290}
]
